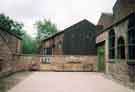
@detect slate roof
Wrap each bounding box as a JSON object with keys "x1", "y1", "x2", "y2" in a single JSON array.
[
  {"x1": 0, "y1": 27, "x2": 22, "y2": 40},
  {"x1": 97, "y1": 12, "x2": 114, "y2": 29},
  {"x1": 96, "y1": 12, "x2": 135, "y2": 37}
]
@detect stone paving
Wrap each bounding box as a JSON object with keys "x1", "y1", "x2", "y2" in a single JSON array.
[
  {"x1": 0, "y1": 71, "x2": 32, "y2": 92},
  {"x1": 8, "y1": 72, "x2": 134, "y2": 92}
]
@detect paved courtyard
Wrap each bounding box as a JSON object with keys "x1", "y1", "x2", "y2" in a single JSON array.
[{"x1": 8, "y1": 72, "x2": 133, "y2": 92}]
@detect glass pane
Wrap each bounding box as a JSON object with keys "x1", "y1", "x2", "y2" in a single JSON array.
[
  {"x1": 128, "y1": 14, "x2": 135, "y2": 28},
  {"x1": 128, "y1": 46, "x2": 135, "y2": 59}
]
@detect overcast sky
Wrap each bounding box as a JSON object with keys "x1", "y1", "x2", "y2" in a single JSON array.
[{"x1": 0, "y1": 0, "x2": 116, "y2": 37}]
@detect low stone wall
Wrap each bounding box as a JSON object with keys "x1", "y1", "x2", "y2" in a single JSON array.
[
  {"x1": 40, "y1": 55, "x2": 97, "y2": 72},
  {"x1": 106, "y1": 62, "x2": 135, "y2": 89},
  {"x1": 0, "y1": 54, "x2": 97, "y2": 77},
  {"x1": 0, "y1": 54, "x2": 40, "y2": 78},
  {"x1": 13, "y1": 55, "x2": 41, "y2": 71}
]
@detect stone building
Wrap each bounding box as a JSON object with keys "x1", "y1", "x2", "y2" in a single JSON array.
[
  {"x1": 40, "y1": 19, "x2": 98, "y2": 55},
  {"x1": 0, "y1": 28, "x2": 22, "y2": 77},
  {"x1": 96, "y1": 0, "x2": 135, "y2": 89}
]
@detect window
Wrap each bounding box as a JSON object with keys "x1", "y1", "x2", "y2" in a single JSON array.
[
  {"x1": 71, "y1": 34, "x2": 74, "y2": 39},
  {"x1": 128, "y1": 13, "x2": 135, "y2": 59},
  {"x1": 86, "y1": 33, "x2": 91, "y2": 39},
  {"x1": 0, "y1": 59, "x2": 3, "y2": 71},
  {"x1": 109, "y1": 29, "x2": 115, "y2": 59},
  {"x1": 42, "y1": 57, "x2": 51, "y2": 64},
  {"x1": 43, "y1": 48, "x2": 52, "y2": 55},
  {"x1": 56, "y1": 41, "x2": 62, "y2": 49},
  {"x1": 117, "y1": 37, "x2": 125, "y2": 59},
  {"x1": 58, "y1": 43, "x2": 62, "y2": 49},
  {"x1": 43, "y1": 48, "x2": 47, "y2": 55},
  {"x1": 0, "y1": 63, "x2": 2, "y2": 71}
]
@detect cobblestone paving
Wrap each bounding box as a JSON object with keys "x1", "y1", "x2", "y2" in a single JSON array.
[{"x1": 8, "y1": 72, "x2": 134, "y2": 92}]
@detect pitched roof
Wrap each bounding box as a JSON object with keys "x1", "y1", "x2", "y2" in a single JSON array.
[
  {"x1": 97, "y1": 12, "x2": 114, "y2": 29},
  {"x1": 42, "y1": 19, "x2": 96, "y2": 42},
  {"x1": 64, "y1": 19, "x2": 96, "y2": 31},
  {"x1": 0, "y1": 27, "x2": 22, "y2": 40},
  {"x1": 96, "y1": 12, "x2": 135, "y2": 37},
  {"x1": 42, "y1": 30, "x2": 64, "y2": 42}
]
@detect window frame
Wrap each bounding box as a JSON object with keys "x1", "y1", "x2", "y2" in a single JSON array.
[
  {"x1": 117, "y1": 37, "x2": 125, "y2": 59},
  {"x1": 128, "y1": 13, "x2": 135, "y2": 61},
  {"x1": 109, "y1": 29, "x2": 115, "y2": 59}
]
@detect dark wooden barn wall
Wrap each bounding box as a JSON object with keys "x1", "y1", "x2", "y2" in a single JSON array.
[{"x1": 63, "y1": 21, "x2": 97, "y2": 55}]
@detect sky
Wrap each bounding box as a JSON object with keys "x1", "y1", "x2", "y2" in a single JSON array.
[{"x1": 0, "y1": 0, "x2": 116, "y2": 37}]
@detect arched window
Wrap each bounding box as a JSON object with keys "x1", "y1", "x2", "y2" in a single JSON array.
[
  {"x1": 109, "y1": 29, "x2": 115, "y2": 59},
  {"x1": 128, "y1": 13, "x2": 135, "y2": 59},
  {"x1": 117, "y1": 37, "x2": 125, "y2": 59}
]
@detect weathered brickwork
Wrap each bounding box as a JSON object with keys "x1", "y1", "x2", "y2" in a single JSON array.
[
  {"x1": 41, "y1": 31, "x2": 64, "y2": 55},
  {"x1": 0, "y1": 29, "x2": 21, "y2": 77},
  {"x1": 107, "y1": 62, "x2": 135, "y2": 89},
  {"x1": 96, "y1": 0, "x2": 135, "y2": 89},
  {"x1": 113, "y1": 0, "x2": 135, "y2": 21},
  {"x1": 97, "y1": 13, "x2": 114, "y2": 29},
  {"x1": 96, "y1": 14, "x2": 135, "y2": 89}
]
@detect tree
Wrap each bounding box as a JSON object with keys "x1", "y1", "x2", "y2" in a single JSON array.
[
  {"x1": 0, "y1": 14, "x2": 24, "y2": 37},
  {"x1": 21, "y1": 32, "x2": 38, "y2": 54},
  {"x1": 35, "y1": 19, "x2": 57, "y2": 42},
  {"x1": 0, "y1": 14, "x2": 38, "y2": 54}
]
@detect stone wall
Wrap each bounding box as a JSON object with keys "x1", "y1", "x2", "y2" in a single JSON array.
[
  {"x1": 0, "y1": 54, "x2": 41, "y2": 78},
  {"x1": 40, "y1": 55, "x2": 97, "y2": 72},
  {"x1": 113, "y1": 0, "x2": 135, "y2": 21},
  {"x1": 1, "y1": 54, "x2": 97, "y2": 75},
  {"x1": 96, "y1": 12, "x2": 135, "y2": 89},
  {"x1": 107, "y1": 62, "x2": 135, "y2": 89},
  {"x1": 13, "y1": 55, "x2": 41, "y2": 72}
]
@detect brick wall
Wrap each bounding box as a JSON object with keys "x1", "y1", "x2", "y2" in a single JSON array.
[
  {"x1": 113, "y1": 0, "x2": 135, "y2": 21},
  {"x1": 96, "y1": 16, "x2": 135, "y2": 89},
  {"x1": 41, "y1": 33, "x2": 64, "y2": 55},
  {"x1": 0, "y1": 29, "x2": 21, "y2": 77}
]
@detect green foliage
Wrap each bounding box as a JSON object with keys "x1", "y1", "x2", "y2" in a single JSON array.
[
  {"x1": 0, "y1": 14, "x2": 24, "y2": 37},
  {"x1": 21, "y1": 32, "x2": 38, "y2": 54},
  {"x1": 0, "y1": 14, "x2": 38, "y2": 54},
  {"x1": 35, "y1": 19, "x2": 57, "y2": 42}
]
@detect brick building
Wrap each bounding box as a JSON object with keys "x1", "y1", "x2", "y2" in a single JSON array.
[
  {"x1": 0, "y1": 28, "x2": 22, "y2": 77},
  {"x1": 40, "y1": 19, "x2": 98, "y2": 55},
  {"x1": 96, "y1": 0, "x2": 135, "y2": 89},
  {"x1": 41, "y1": 30, "x2": 64, "y2": 55},
  {"x1": 97, "y1": 13, "x2": 114, "y2": 30}
]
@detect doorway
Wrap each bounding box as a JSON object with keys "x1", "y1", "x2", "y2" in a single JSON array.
[{"x1": 97, "y1": 46, "x2": 105, "y2": 72}]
